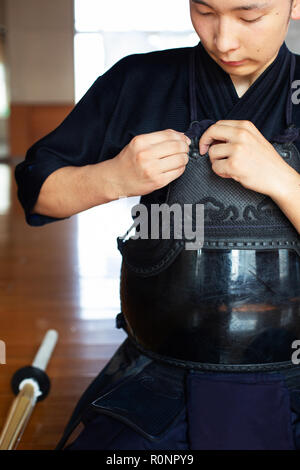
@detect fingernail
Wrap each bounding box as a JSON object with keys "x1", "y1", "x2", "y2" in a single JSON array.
[{"x1": 200, "y1": 144, "x2": 208, "y2": 155}]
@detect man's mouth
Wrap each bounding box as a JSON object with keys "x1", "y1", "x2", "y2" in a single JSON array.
[{"x1": 220, "y1": 58, "x2": 247, "y2": 66}]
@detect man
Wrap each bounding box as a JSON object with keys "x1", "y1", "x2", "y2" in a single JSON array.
[{"x1": 15, "y1": 0, "x2": 300, "y2": 450}]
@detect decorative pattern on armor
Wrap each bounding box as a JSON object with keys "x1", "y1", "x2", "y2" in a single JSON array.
[
  {"x1": 117, "y1": 136, "x2": 300, "y2": 276},
  {"x1": 163, "y1": 122, "x2": 300, "y2": 256},
  {"x1": 117, "y1": 44, "x2": 300, "y2": 278}
]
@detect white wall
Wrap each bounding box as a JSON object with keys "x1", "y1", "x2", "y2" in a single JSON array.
[
  {"x1": 6, "y1": 0, "x2": 74, "y2": 104},
  {"x1": 287, "y1": 18, "x2": 300, "y2": 54},
  {"x1": 3, "y1": 0, "x2": 300, "y2": 106}
]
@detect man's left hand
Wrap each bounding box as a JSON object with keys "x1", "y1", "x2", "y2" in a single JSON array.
[{"x1": 199, "y1": 120, "x2": 294, "y2": 198}]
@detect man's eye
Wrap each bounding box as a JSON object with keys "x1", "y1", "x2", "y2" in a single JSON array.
[
  {"x1": 241, "y1": 17, "x2": 262, "y2": 23},
  {"x1": 197, "y1": 11, "x2": 263, "y2": 22}
]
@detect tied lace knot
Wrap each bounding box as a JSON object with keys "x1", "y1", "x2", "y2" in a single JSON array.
[
  {"x1": 272, "y1": 124, "x2": 300, "y2": 144},
  {"x1": 184, "y1": 119, "x2": 216, "y2": 157},
  {"x1": 184, "y1": 119, "x2": 216, "y2": 141},
  {"x1": 185, "y1": 120, "x2": 300, "y2": 147}
]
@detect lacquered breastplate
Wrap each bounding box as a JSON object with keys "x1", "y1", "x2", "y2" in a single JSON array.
[
  {"x1": 120, "y1": 246, "x2": 300, "y2": 364},
  {"x1": 117, "y1": 139, "x2": 300, "y2": 365},
  {"x1": 117, "y1": 44, "x2": 300, "y2": 365}
]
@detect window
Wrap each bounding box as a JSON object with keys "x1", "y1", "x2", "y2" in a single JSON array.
[
  {"x1": 74, "y1": 0, "x2": 197, "y2": 102},
  {"x1": 74, "y1": 1, "x2": 197, "y2": 319}
]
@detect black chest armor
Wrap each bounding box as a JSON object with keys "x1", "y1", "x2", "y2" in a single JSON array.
[
  {"x1": 116, "y1": 44, "x2": 300, "y2": 367},
  {"x1": 118, "y1": 127, "x2": 300, "y2": 278}
]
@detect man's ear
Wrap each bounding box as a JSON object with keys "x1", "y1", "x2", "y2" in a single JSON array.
[{"x1": 291, "y1": 0, "x2": 300, "y2": 20}]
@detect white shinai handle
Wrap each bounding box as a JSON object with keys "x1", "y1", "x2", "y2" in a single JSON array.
[
  {"x1": 32, "y1": 329, "x2": 58, "y2": 371},
  {"x1": 0, "y1": 329, "x2": 59, "y2": 450}
]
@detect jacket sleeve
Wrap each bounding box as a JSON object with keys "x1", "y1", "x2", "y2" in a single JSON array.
[{"x1": 14, "y1": 56, "x2": 130, "y2": 227}]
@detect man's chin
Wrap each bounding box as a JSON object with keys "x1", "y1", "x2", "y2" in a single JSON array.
[{"x1": 216, "y1": 57, "x2": 256, "y2": 76}]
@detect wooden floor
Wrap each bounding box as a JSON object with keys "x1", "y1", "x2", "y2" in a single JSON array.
[{"x1": 0, "y1": 158, "x2": 140, "y2": 450}]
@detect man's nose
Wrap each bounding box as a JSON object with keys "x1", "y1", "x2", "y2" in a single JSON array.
[{"x1": 214, "y1": 17, "x2": 240, "y2": 54}]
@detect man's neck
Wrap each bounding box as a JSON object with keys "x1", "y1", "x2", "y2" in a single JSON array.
[
  {"x1": 229, "y1": 49, "x2": 281, "y2": 99},
  {"x1": 231, "y1": 79, "x2": 250, "y2": 98}
]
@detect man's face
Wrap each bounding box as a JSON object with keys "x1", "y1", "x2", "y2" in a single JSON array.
[{"x1": 189, "y1": 0, "x2": 296, "y2": 79}]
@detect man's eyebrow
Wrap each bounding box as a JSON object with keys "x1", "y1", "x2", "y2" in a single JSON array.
[{"x1": 191, "y1": 0, "x2": 270, "y2": 11}]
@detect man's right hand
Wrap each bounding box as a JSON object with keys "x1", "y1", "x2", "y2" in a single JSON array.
[{"x1": 110, "y1": 129, "x2": 191, "y2": 198}]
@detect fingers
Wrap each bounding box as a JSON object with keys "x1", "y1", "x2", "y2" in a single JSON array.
[
  {"x1": 134, "y1": 139, "x2": 190, "y2": 163},
  {"x1": 209, "y1": 143, "x2": 241, "y2": 180},
  {"x1": 216, "y1": 119, "x2": 264, "y2": 141},
  {"x1": 158, "y1": 153, "x2": 189, "y2": 173},
  {"x1": 199, "y1": 121, "x2": 256, "y2": 155},
  {"x1": 208, "y1": 142, "x2": 232, "y2": 160},
  {"x1": 199, "y1": 124, "x2": 235, "y2": 155},
  {"x1": 211, "y1": 159, "x2": 232, "y2": 178},
  {"x1": 155, "y1": 166, "x2": 186, "y2": 188},
  {"x1": 131, "y1": 129, "x2": 191, "y2": 149},
  {"x1": 154, "y1": 140, "x2": 191, "y2": 159},
  {"x1": 215, "y1": 120, "x2": 255, "y2": 129}
]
